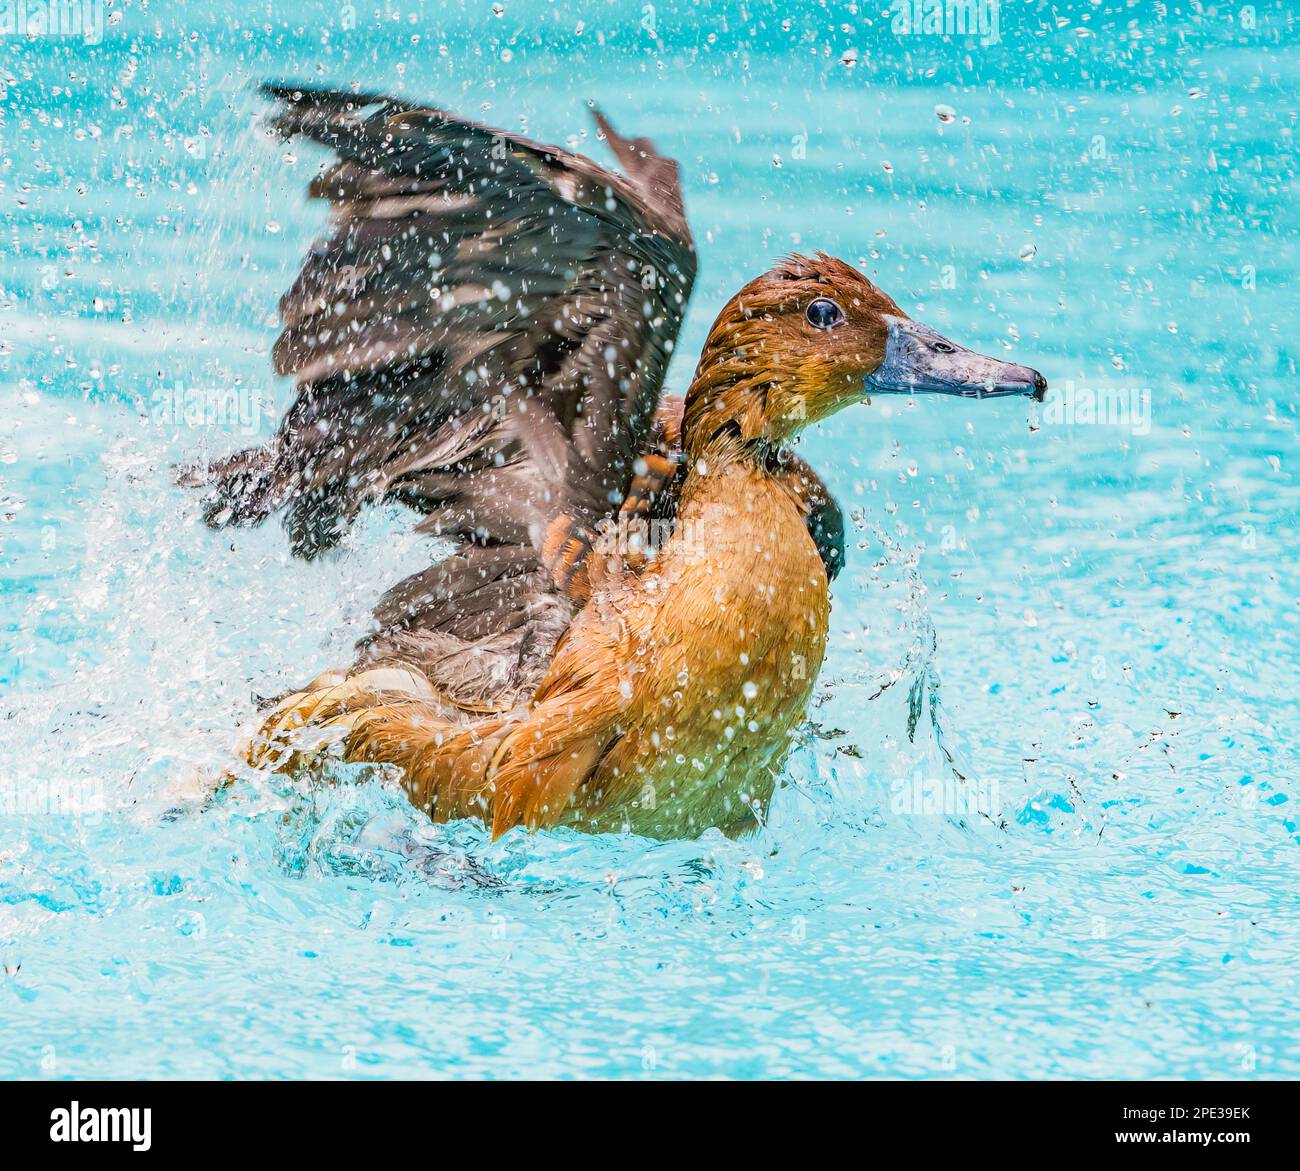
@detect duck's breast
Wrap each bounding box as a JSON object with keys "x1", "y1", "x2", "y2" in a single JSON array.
[{"x1": 582, "y1": 464, "x2": 831, "y2": 836}]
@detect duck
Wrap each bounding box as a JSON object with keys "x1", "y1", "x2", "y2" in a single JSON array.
[{"x1": 185, "y1": 84, "x2": 1047, "y2": 841}]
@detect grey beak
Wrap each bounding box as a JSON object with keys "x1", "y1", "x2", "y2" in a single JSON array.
[{"x1": 866, "y1": 316, "x2": 1047, "y2": 401}]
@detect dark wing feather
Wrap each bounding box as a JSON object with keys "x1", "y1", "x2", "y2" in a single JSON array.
[{"x1": 183, "y1": 85, "x2": 695, "y2": 706}]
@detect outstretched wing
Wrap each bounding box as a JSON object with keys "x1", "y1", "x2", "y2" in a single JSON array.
[
  {"x1": 190, "y1": 84, "x2": 695, "y2": 556},
  {"x1": 185, "y1": 84, "x2": 695, "y2": 705}
]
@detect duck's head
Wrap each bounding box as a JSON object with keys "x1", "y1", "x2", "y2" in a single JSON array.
[{"x1": 683, "y1": 252, "x2": 1047, "y2": 457}]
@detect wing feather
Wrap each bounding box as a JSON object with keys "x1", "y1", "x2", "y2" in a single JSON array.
[{"x1": 184, "y1": 84, "x2": 696, "y2": 705}]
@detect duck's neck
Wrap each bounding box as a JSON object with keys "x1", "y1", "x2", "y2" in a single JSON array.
[
  {"x1": 682, "y1": 343, "x2": 793, "y2": 467},
  {"x1": 680, "y1": 426, "x2": 773, "y2": 488}
]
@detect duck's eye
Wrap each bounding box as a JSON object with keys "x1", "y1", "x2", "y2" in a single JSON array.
[
  {"x1": 806, "y1": 297, "x2": 845, "y2": 330},
  {"x1": 932, "y1": 340, "x2": 955, "y2": 353}
]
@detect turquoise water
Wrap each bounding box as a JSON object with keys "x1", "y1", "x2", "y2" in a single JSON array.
[{"x1": 2, "y1": 0, "x2": 1298, "y2": 1078}]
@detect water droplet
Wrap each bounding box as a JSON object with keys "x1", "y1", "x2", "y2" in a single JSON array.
[
  {"x1": 935, "y1": 104, "x2": 956, "y2": 124},
  {"x1": 1019, "y1": 243, "x2": 1037, "y2": 261}
]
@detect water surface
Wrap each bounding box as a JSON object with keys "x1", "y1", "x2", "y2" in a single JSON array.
[{"x1": 1, "y1": 0, "x2": 1297, "y2": 1078}]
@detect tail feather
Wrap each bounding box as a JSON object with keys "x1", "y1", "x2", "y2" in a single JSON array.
[
  {"x1": 482, "y1": 684, "x2": 623, "y2": 836},
  {"x1": 233, "y1": 663, "x2": 623, "y2": 838},
  {"x1": 343, "y1": 707, "x2": 511, "y2": 823},
  {"x1": 489, "y1": 735, "x2": 608, "y2": 838}
]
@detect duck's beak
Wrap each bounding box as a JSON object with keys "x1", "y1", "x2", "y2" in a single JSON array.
[{"x1": 866, "y1": 316, "x2": 1047, "y2": 401}]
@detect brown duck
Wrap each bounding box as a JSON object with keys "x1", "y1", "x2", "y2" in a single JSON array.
[{"x1": 187, "y1": 85, "x2": 1046, "y2": 841}]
